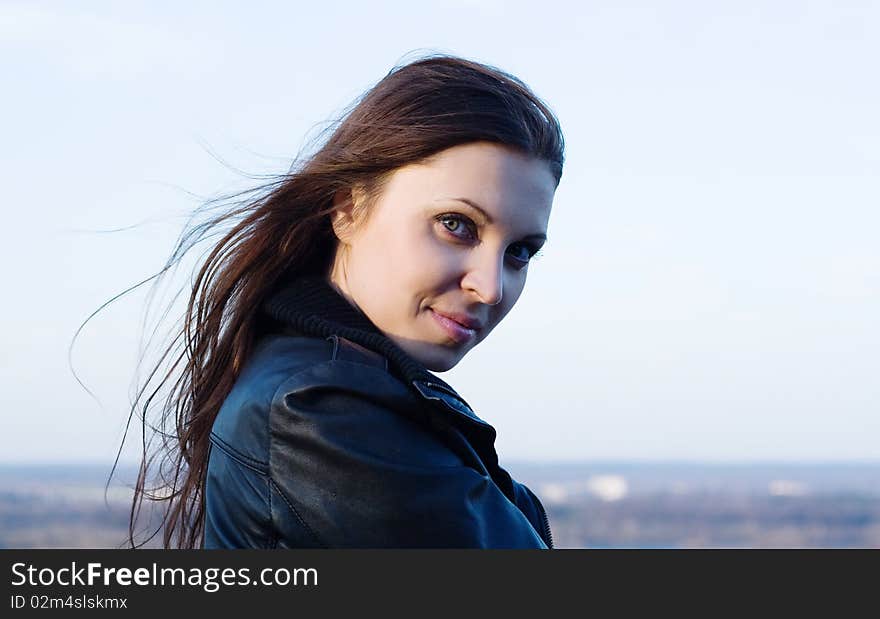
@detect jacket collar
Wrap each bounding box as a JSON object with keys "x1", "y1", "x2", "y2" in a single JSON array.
[{"x1": 262, "y1": 275, "x2": 492, "y2": 430}]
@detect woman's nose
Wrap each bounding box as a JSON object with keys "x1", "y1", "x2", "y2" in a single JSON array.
[{"x1": 461, "y1": 250, "x2": 504, "y2": 306}]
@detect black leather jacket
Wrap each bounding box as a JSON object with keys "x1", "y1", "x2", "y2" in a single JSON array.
[{"x1": 203, "y1": 276, "x2": 553, "y2": 548}]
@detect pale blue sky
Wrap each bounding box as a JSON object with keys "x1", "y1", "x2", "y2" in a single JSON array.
[{"x1": 1, "y1": 1, "x2": 878, "y2": 464}]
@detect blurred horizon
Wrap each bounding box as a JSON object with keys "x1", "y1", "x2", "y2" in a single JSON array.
[{"x1": 3, "y1": 461, "x2": 878, "y2": 548}]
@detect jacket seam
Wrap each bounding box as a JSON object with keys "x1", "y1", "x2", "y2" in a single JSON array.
[
  {"x1": 209, "y1": 432, "x2": 268, "y2": 474},
  {"x1": 205, "y1": 438, "x2": 275, "y2": 548},
  {"x1": 329, "y1": 334, "x2": 390, "y2": 372},
  {"x1": 266, "y1": 480, "x2": 280, "y2": 549},
  {"x1": 267, "y1": 477, "x2": 328, "y2": 548},
  {"x1": 267, "y1": 358, "x2": 390, "y2": 406}
]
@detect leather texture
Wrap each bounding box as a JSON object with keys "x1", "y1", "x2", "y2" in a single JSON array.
[{"x1": 204, "y1": 332, "x2": 554, "y2": 549}]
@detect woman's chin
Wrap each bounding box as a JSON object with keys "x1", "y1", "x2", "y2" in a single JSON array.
[
  {"x1": 402, "y1": 341, "x2": 468, "y2": 373},
  {"x1": 423, "y1": 357, "x2": 460, "y2": 373}
]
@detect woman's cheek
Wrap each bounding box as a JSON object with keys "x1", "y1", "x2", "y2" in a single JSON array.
[
  {"x1": 500, "y1": 271, "x2": 527, "y2": 311},
  {"x1": 433, "y1": 244, "x2": 472, "y2": 281}
]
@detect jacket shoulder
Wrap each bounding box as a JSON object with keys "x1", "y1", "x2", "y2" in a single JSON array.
[
  {"x1": 205, "y1": 333, "x2": 399, "y2": 548},
  {"x1": 209, "y1": 332, "x2": 398, "y2": 480},
  {"x1": 267, "y1": 367, "x2": 545, "y2": 548}
]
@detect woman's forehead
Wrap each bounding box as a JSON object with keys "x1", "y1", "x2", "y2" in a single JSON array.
[{"x1": 389, "y1": 142, "x2": 556, "y2": 211}]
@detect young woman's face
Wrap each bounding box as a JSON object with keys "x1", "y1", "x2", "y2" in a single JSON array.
[{"x1": 328, "y1": 141, "x2": 557, "y2": 372}]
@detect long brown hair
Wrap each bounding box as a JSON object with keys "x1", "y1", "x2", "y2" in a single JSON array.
[{"x1": 121, "y1": 53, "x2": 565, "y2": 548}]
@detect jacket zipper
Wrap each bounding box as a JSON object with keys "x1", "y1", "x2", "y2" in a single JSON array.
[{"x1": 538, "y1": 501, "x2": 554, "y2": 549}]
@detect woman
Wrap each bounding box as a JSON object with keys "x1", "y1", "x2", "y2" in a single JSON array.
[{"x1": 128, "y1": 54, "x2": 564, "y2": 548}]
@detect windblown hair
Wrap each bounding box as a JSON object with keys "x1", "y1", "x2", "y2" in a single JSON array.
[{"x1": 122, "y1": 53, "x2": 565, "y2": 548}]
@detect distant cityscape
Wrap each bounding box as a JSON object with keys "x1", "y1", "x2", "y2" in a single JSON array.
[{"x1": 1, "y1": 462, "x2": 878, "y2": 548}]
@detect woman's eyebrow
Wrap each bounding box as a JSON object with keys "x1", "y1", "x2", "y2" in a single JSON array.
[
  {"x1": 436, "y1": 197, "x2": 548, "y2": 241},
  {"x1": 439, "y1": 197, "x2": 493, "y2": 224}
]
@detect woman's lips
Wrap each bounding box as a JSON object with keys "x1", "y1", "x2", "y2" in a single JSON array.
[{"x1": 430, "y1": 309, "x2": 477, "y2": 344}]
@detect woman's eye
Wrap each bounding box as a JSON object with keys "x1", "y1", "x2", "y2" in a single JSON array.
[
  {"x1": 437, "y1": 214, "x2": 476, "y2": 239},
  {"x1": 506, "y1": 243, "x2": 533, "y2": 264}
]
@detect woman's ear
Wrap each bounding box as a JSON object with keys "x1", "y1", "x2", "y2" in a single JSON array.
[
  {"x1": 330, "y1": 185, "x2": 368, "y2": 243},
  {"x1": 330, "y1": 188, "x2": 356, "y2": 243}
]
